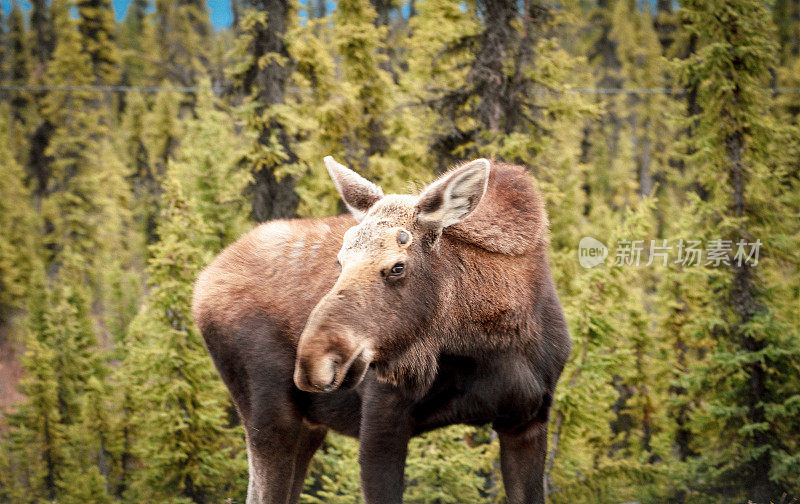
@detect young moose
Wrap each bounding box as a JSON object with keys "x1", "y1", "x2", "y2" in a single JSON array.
[{"x1": 192, "y1": 157, "x2": 571, "y2": 504}]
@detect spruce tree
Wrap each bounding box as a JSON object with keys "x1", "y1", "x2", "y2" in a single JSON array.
[
  {"x1": 76, "y1": 0, "x2": 121, "y2": 85},
  {"x1": 40, "y1": 1, "x2": 133, "y2": 285},
  {"x1": 125, "y1": 173, "x2": 247, "y2": 503},
  {"x1": 2, "y1": 330, "x2": 65, "y2": 502},
  {"x1": 0, "y1": 6, "x2": 6, "y2": 84},
  {"x1": 545, "y1": 202, "x2": 659, "y2": 504},
  {"x1": 0, "y1": 106, "x2": 40, "y2": 327},
  {"x1": 124, "y1": 87, "x2": 249, "y2": 503},
  {"x1": 677, "y1": 0, "x2": 800, "y2": 500},
  {"x1": 331, "y1": 0, "x2": 393, "y2": 169},
  {"x1": 154, "y1": 0, "x2": 211, "y2": 85},
  {"x1": 286, "y1": 0, "x2": 429, "y2": 218},
  {"x1": 0, "y1": 254, "x2": 110, "y2": 503},
  {"x1": 170, "y1": 83, "x2": 250, "y2": 246},
  {"x1": 230, "y1": 0, "x2": 301, "y2": 221},
  {"x1": 119, "y1": 0, "x2": 161, "y2": 87},
  {"x1": 0, "y1": 269, "x2": 62, "y2": 504},
  {"x1": 6, "y1": 3, "x2": 30, "y2": 125},
  {"x1": 29, "y1": 0, "x2": 55, "y2": 70}
]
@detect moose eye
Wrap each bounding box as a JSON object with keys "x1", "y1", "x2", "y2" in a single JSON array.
[{"x1": 389, "y1": 263, "x2": 405, "y2": 276}]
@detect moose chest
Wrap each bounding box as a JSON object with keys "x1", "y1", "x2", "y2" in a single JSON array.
[
  {"x1": 303, "y1": 352, "x2": 546, "y2": 438},
  {"x1": 408, "y1": 353, "x2": 546, "y2": 435}
]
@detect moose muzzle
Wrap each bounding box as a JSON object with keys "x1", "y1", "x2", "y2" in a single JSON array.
[{"x1": 293, "y1": 324, "x2": 372, "y2": 392}]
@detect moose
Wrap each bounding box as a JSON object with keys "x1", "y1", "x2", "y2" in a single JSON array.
[{"x1": 192, "y1": 157, "x2": 571, "y2": 504}]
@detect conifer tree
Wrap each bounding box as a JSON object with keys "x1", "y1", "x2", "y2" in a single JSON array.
[
  {"x1": 404, "y1": 425, "x2": 497, "y2": 503},
  {"x1": 125, "y1": 174, "x2": 247, "y2": 503},
  {"x1": 56, "y1": 376, "x2": 114, "y2": 504},
  {"x1": 26, "y1": 0, "x2": 59, "y2": 204},
  {"x1": 0, "y1": 6, "x2": 6, "y2": 84},
  {"x1": 331, "y1": 0, "x2": 394, "y2": 169},
  {"x1": 122, "y1": 91, "x2": 159, "y2": 241},
  {"x1": 29, "y1": 0, "x2": 55, "y2": 70},
  {"x1": 609, "y1": 0, "x2": 674, "y2": 197},
  {"x1": 676, "y1": 0, "x2": 800, "y2": 500},
  {"x1": 0, "y1": 106, "x2": 40, "y2": 327},
  {"x1": 2, "y1": 331, "x2": 65, "y2": 502},
  {"x1": 119, "y1": 0, "x2": 161, "y2": 87},
  {"x1": 428, "y1": 0, "x2": 539, "y2": 163},
  {"x1": 654, "y1": 0, "x2": 678, "y2": 53},
  {"x1": 39, "y1": 1, "x2": 133, "y2": 285},
  {"x1": 0, "y1": 268, "x2": 61, "y2": 504},
  {"x1": 600, "y1": 2, "x2": 677, "y2": 477},
  {"x1": 775, "y1": 0, "x2": 800, "y2": 65},
  {"x1": 169, "y1": 83, "x2": 250, "y2": 246},
  {"x1": 52, "y1": 289, "x2": 112, "y2": 504},
  {"x1": 230, "y1": 0, "x2": 301, "y2": 221},
  {"x1": 122, "y1": 86, "x2": 184, "y2": 246},
  {"x1": 403, "y1": 0, "x2": 479, "y2": 168},
  {"x1": 545, "y1": 201, "x2": 659, "y2": 504},
  {"x1": 155, "y1": 0, "x2": 212, "y2": 85},
  {"x1": 77, "y1": 0, "x2": 121, "y2": 85},
  {"x1": 124, "y1": 87, "x2": 249, "y2": 503},
  {"x1": 0, "y1": 254, "x2": 110, "y2": 503},
  {"x1": 286, "y1": 0, "x2": 426, "y2": 217},
  {"x1": 6, "y1": 3, "x2": 30, "y2": 124},
  {"x1": 280, "y1": 15, "x2": 343, "y2": 217},
  {"x1": 101, "y1": 262, "x2": 143, "y2": 499},
  {"x1": 302, "y1": 433, "x2": 363, "y2": 504}
]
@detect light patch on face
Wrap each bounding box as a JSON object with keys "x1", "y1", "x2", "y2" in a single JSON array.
[{"x1": 337, "y1": 194, "x2": 417, "y2": 268}]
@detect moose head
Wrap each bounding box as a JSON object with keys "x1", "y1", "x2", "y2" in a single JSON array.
[{"x1": 293, "y1": 156, "x2": 491, "y2": 393}]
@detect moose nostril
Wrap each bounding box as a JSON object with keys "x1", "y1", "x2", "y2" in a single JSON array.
[
  {"x1": 321, "y1": 375, "x2": 337, "y2": 392},
  {"x1": 312, "y1": 357, "x2": 340, "y2": 392}
]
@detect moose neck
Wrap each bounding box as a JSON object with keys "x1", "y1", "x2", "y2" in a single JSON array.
[{"x1": 375, "y1": 233, "x2": 549, "y2": 397}]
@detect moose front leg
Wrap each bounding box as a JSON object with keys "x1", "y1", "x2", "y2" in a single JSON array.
[
  {"x1": 358, "y1": 382, "x2": 412, "y2": 504},
  {"x1": 497, "y1": 420, "x2": 548, "y2": 504}
]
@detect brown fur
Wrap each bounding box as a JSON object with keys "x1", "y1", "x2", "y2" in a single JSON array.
[
  {"x1": 448, "y1": 162, "x2": 549, "y2": 255},
  {"x1": 193, "y1": 160, "x2": 571, "y2": 504},
  {"x1": 194, "y1": 217, "x2": 354, "y2": 339}
]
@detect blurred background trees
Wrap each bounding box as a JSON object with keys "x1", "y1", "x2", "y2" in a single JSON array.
[{"x1": 0, "y1": 0, "x2": 798, "y2": 503}]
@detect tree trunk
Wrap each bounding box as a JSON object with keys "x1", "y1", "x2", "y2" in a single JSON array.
[
  {"x1": 30, "y1": 0, "x2": 55, "y2": 72},
  {"x1": 473, "y1": 0, "x2": 516, "y2": 133},
  {"x1": 243, "y1": 0, "x2": 300, "y2": 222},
  {"x1": 726, "y1": 125, "x2": 772, "y2": 503}
]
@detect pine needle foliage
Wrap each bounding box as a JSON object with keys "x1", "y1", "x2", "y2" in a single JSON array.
[
  {"x1": 0, "y1": 1, "x2": 799, "y2": 503},
  {"x1": 122, "y1": 86, "x2": 249, "y2": 504}
]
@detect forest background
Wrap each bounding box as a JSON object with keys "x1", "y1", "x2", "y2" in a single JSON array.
[{"x1": 0, "y1": 0, "x2": 799, "y2": 503}]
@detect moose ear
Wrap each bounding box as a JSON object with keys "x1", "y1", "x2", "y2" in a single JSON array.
[
  {"x1": 415, "y1": 159, "x2": 490, "y2": 229},
  {"x1": 325, "y1": 156, "x2": 384, "y2": 222}
]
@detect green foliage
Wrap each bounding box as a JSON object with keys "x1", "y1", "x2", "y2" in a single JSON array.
[
  {"x1": 0, "y1": 258, "x2": 113, "y2": 503},
  {"x1": 121, "y1": 87, "x2": 250, "y2": 503},
  {"x1": 77, "y1": 0, "x2": 120, "y2": 84},
  {"x1": 0, "y1": 108, "x2": 40, "y2": 319},
  {"x1": 5, "y1": 3, "x2": 30, "y2": 119},
  {"x1": 124, "y1": 170, "x2": 246, "y2": 503},
  {"x1": 154, "y1": 0, "x2": 211, "y2": 85},
  {"x1": 169, "y1": 82, "x2": 251, "y2": 247},
  {"x1": 40, "y1": 2, "x2": 134, "y2": 287},
  {"x1": 302, "y1": 433, "x2": 363, "y2": 504},
  {"x1": 669, "y1": 0, "x2": 800, "y2": 501},
  {"x1": 404, "y1": 426, "x2": 499, "y2": 503},
  {"x1": 1, "y1": 1, "x2": 800, "y2": 503}
]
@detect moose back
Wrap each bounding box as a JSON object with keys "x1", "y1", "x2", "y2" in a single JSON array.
[{"x1": 192, "y1": 157, "x2": 571, "y2": 504}]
